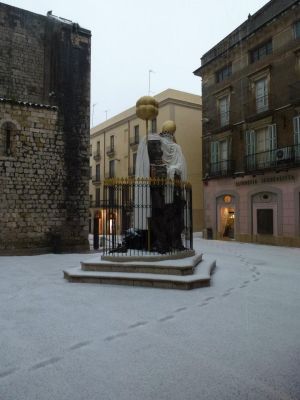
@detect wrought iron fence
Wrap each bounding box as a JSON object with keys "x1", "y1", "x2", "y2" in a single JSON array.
[{"x1": 102, "y1": 177, "x2": 193, "y2": 256}]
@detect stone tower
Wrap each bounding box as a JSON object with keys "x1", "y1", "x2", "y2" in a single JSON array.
[{"x1": 0, "y1": 4, "x2": 91, "y2": 253}]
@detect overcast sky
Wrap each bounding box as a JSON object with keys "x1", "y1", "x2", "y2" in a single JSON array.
[{"x1": 3, "y1": 0, "x2": 268, "y2": 126}]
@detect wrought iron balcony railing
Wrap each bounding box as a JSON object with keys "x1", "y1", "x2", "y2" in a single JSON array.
[
  {"x1": 106, "y1": 146, "x2": 115, "y2": 157},
  {"x1": 92, "y1": 175, "x2": 101, "y2": 184},
  {"x1": 209, "y1": 160, "x2": 235, "y2": 177},
  {"x1": 93, "y1": 151, "x2": 101, "y2": 161},
  {"x1": 245, "y1": 144, "x2": 300, "y2": 172},
  {"x1": 130, "y1": 136, "x2": 139, "y2": 146},
  {"x1": 90, "y1": 200, "x2": 106, "y2": 208}
]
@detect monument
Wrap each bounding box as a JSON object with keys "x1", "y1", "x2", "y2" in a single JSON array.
[
  {"x1": 106, "y1": 96, "x2": 192, "y2": 255},
  {"x1": 64, "y1": 96, "x2": 216, "y2": 289}
]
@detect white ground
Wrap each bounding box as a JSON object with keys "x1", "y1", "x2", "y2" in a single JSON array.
[{"x1": 0, "y1": 238, "x2": 299, "y2": 400}]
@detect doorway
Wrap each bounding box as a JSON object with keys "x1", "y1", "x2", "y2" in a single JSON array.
[{"x1": 220, "y1": 207, "x2": 235, "y2": 239}]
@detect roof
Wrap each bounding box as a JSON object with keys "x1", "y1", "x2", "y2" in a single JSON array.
[
  {"x1": 90, "y1": 89, "x2": 202, "y2": 135},
  {"x1": 0, "y1": 97, "x2": 58, "y2": 110},
  {"x1": 194, "y1": 0, "x2": 300, "y2": 75}
]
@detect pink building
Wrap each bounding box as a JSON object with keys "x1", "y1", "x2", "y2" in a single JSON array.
[{"x1": 194, "y1": 0, "x2": 300, "y2": 246}]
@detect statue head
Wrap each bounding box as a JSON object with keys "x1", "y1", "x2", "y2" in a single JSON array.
[{"x1": 161, "y1": 120, "x2": 176, "y2": 135}]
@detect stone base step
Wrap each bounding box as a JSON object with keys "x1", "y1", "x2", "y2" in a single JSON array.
[
  {"x1": 81, "y1": 252, "x2": 203, "y2": 276},
  {"x1": 64, "y1": 257, "x2": 216, "y2": 290}
]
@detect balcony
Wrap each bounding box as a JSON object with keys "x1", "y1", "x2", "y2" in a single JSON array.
[
  {"x1": 106, "y1": 146, "x2": 115, "y2": 157},
  {"x1": 203, "y1": 111, "x2": 238, "y2": 133},
  {"x1": 130, "y1": 136, "x2": 139, "y2": 150},
  {"x1": 93, "y1": 151, "x2": 101, "y2": 161},
  {"x1": 105, "y1": 172, "x2": 115, "y2": 179},
  {"x1": 92, "y1": 175, "x2": 101, "y2": 184},
  {"x1": 243, "y1": 96, "x2": 274, "y2": 121},
  {"x1": 89, "y1": 200, "x2": 106, "y2": 208},
  {"x1": 245, "y1": 144, "x2": 300, "y2": 173},
  {"x1": 208, "y1": 160, "x2": 235, "y2": 178}
]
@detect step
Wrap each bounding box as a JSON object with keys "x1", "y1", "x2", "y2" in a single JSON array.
[
  {"x1": 81, "y1": 252, "x2": 203, "y2": 276},
  {"x1": 64, "y1": 257, "x2": 216, "y2": 290}
]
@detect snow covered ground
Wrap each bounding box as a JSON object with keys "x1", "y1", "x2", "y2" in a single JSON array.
[{"x1": 0, "y1": 238, "x2": 299, "y2": 400}]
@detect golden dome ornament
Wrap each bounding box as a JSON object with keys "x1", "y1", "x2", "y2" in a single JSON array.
[
  {"x1": 136, "y1": 96, "x2": 159, "y2": 139},
  {"x1": 161, "y1": 120, "x2": 176, "y2": 134}
]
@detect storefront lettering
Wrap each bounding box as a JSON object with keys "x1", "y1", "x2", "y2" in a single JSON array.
[
  {"x1": 235, "y1": 179, "x2": 257, "y2": 186},
  {"x1": 235, "y1": 175, "x2": 295, "y2": 186}
]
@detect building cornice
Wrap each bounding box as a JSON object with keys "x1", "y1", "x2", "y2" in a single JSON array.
[{"x1": 194, "y1": 0, "x2": 300, "y2": 75}]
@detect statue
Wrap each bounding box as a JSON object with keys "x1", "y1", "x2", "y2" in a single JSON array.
[
  {"x1": 111, "y1": 97, "x2": 189, "y2": 254},
  {"x1": 133, "y1": 115, "x2": 187, "y2": 253}
]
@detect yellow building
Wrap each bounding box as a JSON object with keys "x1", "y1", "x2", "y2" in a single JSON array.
[{"x1": 89, "y1": 88, "x2": 203, "y2": 235}]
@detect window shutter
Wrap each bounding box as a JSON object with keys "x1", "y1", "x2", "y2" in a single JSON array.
[
  {"x1": 268, "y1": 124, "x2": 277, "y2": 150},
  {"x1": 210, "y1": 141, "x2": 219, "y2": 163},
  {"x1": 293, "y1": 116, "x2": 300, "y2": 144},
  {"x1": 245, "y1": 130, "x2": 255, "y2": 155}
]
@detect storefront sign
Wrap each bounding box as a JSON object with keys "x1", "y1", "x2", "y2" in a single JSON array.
[{"x1": 235, "y1": 174, "x2": 295, "y2": 186}]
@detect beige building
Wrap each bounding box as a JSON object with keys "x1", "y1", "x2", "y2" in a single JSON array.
[{"x1": 89, "y1": 88, "x2": 203, "y2": 235}]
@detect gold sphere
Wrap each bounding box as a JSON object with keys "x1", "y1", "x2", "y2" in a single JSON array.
[
  {"x1": 136, "y1": 96, "x2": 159, "y2": 120},
  {"x1": 161, "y1": 120, "x2": 176, "y2": 134}
]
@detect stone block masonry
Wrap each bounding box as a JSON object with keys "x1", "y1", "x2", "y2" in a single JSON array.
[{"x1": 0, "y1": 3, "x2": 91, "y2": 254}]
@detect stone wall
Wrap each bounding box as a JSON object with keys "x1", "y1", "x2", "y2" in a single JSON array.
[{"x1": 0, "y1": 3, "x2": 91, "y2": 253}]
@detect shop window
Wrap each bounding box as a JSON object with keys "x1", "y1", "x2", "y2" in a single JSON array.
[{"x1": 257, "y1": 209, "x2": 273, "y2": 234}]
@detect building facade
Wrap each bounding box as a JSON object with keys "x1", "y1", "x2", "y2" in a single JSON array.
[
  {"x1": 0, "y1": 4, "x2": 91, "y2": 253},
  {"x1": 89, "y1": 89, "x2": 203, "y2": 235},
  {"x1": 194, "y1": 0, "x2": 300, "y2": 246}
]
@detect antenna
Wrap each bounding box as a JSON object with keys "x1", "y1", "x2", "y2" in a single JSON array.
[
  {"x1": 148, "y1": 69, "x2": 155, "y2": 95},
  {"x1": 92, "y1": 103, "x2": 97, "y2": 127}
]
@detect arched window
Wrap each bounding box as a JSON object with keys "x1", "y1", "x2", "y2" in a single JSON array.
[{"x1": 0, "y1": 122, "x2": 16, "y2": 156}]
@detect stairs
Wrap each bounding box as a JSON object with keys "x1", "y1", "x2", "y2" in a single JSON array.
[{"x1": 64, "y1": 250, "x2": 216, "y2": 290}]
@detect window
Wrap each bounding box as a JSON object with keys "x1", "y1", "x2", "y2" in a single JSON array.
[
  {"x1": 96, "y1": 141, "x2": 100, "y2": 155},
  {"x1": 216, "y1": 64, "x2": 232, "y2": 83},
  {"x1": 110, "y1": 135, "x2": 114, "y2": 151},
  {"x1": 134, "y1": 125, "x2": 139, "y2": 143},
  {"x1": 245, "y1": 125, "x2": 277, "y2": 169},
  {"x1": 293, "y1": 116, "x2": 300, "y2": 160},
  {"x1": 89, "y1": 166, "x2": 92, "y2": 179},
  {"x1": 219, "y1": 96, "x2": 230, "y2": 126},
  {"x1": 89, "y1": 144, "x2": 92, "y2": 156},
  {"x1": 0, "y1": 122, "x2": 16, "y2": 156},
  {"x1": 95, "y1": 188, "x2": 100, "y2": 207},
  {"x1": 132, "y1": 153, "x2": 137, "y2": 175},
  {"x1": 210, "y1": 138, "x2": 230, "y2": 175},
  {"x1": 151, "y1": 118, "x2": 157, "y2": 133},
  {"x1": 294, "y1": 20, "x2": 300, "y2": 39},
  {"x1": 96, "y1": 164, "x2": 100, "y2": 181},
  {"x1": 109, "y1": 160, "x2": 115, "y2": 178},
  {"x1": 257, "y1": 209, "x2": 273, "y2": 235},
  {"x1": 255, "y1": 77, "x2": 268, "y2": 112},
  {"x1": 250, "y1": 40, "x2": 272, "y2": 63}
]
